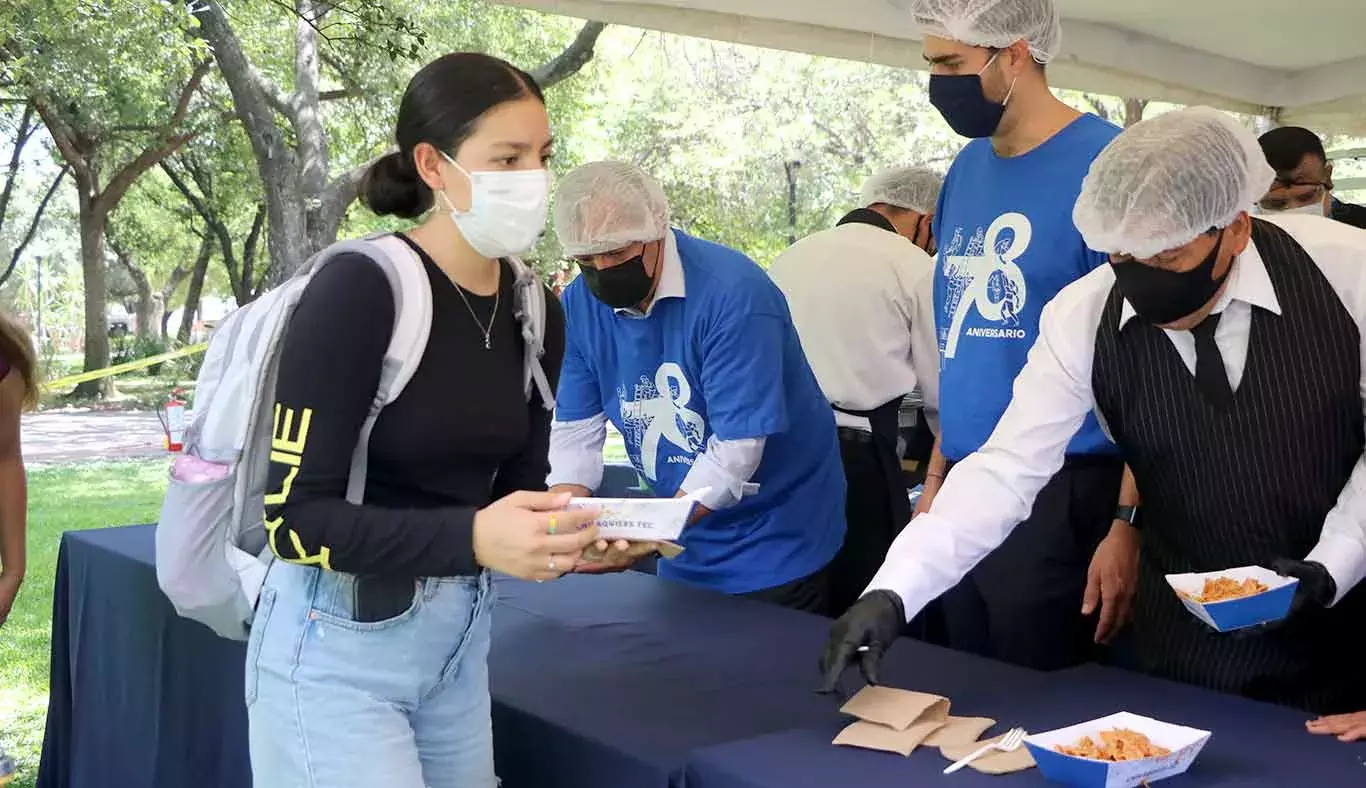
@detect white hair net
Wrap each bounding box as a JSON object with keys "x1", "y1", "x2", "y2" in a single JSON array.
[
  {"x1": 553, "y1": 161, "x2": 671, "y2": 256},
  {"x1": 910, "y1": 0, "x2": 1062, "y2": 63},
  {"x1": 860, "y1": 167, "x2": 943, "y2": 214},
  {"x1": 1072, "y1": 106, "x2": 1276, "y2": 260}
]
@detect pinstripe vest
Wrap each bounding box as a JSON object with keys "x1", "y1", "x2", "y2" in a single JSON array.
[{"x1": 1093, "y1": 218, "x2": 1366, "y2": 713}]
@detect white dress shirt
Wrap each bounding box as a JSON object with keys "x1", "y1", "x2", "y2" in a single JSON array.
[
  {"x1": 769, "y1": 222, "x2": 939, "y2": 432},
  {"x1": 868, "y1": 214, "x2": 1366, "y2": 616},
  {"x1": 547, "y1": 230, "x2": 765, "y2": 511}
]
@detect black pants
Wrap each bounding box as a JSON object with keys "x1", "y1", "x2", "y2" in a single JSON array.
[
  {"x1": 939, "y1": 456, "x2": 1123, "y2": 670},
  {"x1": 742, "y1": 565, "x2": 830, "y2": 615},
  {"x1": 827, "y1": 429, "x2": 906, "y2": 618}
]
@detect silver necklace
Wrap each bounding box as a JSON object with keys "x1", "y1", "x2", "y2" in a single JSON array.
[{"x1": 451, "y1": 276, "x2": 500, "y2": 350}]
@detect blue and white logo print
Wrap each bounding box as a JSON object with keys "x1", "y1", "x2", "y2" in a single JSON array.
[
  {"x1": 940, "y1": 212, "x2": 1032, "y2": 359},
  {"x1": 618, "y1": 362, "x2": 707, "y2": 481}
]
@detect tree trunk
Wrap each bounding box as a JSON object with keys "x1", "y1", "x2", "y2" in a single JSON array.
[
  {"x1": 132, "y1": 284, "x2": 155, "y2": 342},
  {"x1": 74, "y1": 192, "x2": 111, "y2": 398},
  {"x1": 120, "y1": 256, "x2": 156, "y2": 342},
  {"x1": 242, "y1": 203, "x2": 267, "y2": 301},
  {"x1": 530, "y1": 22, "x2": 607, "y2": 88},
  {"x1": 108, "y1": 234, "x2": 164, "y2": 344},
  {"x1": 178, "y1": 234, "x2": 213, "y2": 345},
  {"x1": 158, "y1": 265, "x2": 192, "y2": 340},
  {"x1": 192, "y1": 0, "x2": 605, "y2": 282},
  {"x1": 1123, "y1": 98, "x2": 1149, "y2": 128},
  {"x1": 191, "y1": 1, "x2": 312, "y2": 285}
]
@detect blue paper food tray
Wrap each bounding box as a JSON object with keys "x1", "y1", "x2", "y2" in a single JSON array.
[
  {"x1": 1024, "y1": 712, "x2": 1210, "y2": 788},
  {"x1": 1164, "y1": 566, "x2": 1298, "y2": 632}
]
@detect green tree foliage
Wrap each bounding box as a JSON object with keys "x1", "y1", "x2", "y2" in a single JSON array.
[
  {"x1": 3, "y1": 0, "x2": 212, "y2": 393},
  {"x1": 554, "y1": 32, "x2": 964, "y2": 267},
  {"x1": 191, "y1": 0, "x2": 604, "y2": 284}
]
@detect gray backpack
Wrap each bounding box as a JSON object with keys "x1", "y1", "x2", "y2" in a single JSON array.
[{"x1": 155, "y1": 234, "x2": 555, "y2": 640}]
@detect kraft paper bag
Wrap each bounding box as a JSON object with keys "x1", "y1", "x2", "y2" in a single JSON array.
[
  {"x1": 834, "y1": 718, "x2": 949, "y2": 757},
  {"x1": 832, "y1": 686, "x2": 952, "y2": 756},
  {"x1": 924, "y1": 716, "x2": 997, "y2": 748},
  {"x1": 940, "y1": 734, "x2": 1037, "y2": 774},
  {"x1": 838, "y1": 686, "x2": 949, "y2": 731}
]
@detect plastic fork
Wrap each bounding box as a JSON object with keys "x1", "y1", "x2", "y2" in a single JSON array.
[{"x1": 943, "y1": 727, "x2": 1027, "y2": 774}]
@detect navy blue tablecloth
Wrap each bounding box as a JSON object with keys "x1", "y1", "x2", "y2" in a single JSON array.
[
  {"x1": 37, "y1": 525, "x2": 251, "y2": 788},
  {"x1": 34, "y1": 522, "x2": 1045, "y2": 788},
  {"x1": 41, "y1": 521, "x2": 1361, "y2": 788},
  {"x1": 682, "y1": 662, "x2": 1366, "y2": 788},
  {"x1": 488, "y1": 571, "x2": 1045, "y2": 788}
]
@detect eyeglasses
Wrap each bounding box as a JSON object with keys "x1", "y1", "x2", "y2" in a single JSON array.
[{"x1": 1258, "y1": 182, "x2": 1327, "y2": 211}]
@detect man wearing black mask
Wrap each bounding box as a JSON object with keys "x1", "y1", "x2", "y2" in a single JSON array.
[
  {"x1": 1257, "y1": 126, "x2": 1366, "y2": 229},
  {"x1": 547, "y1": 161, "x2": 848, "y2": 613},
  {"x1": 900, "y1": 0, "x2": 1140, "y2": 671},
  {"x1": 821, "y1": 107, "x2": 1366, "y2": 715}
]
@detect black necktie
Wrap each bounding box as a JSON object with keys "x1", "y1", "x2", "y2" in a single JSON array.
[{"x1": 1191, "y1": 312, "x2": 1233, "y2": 407}]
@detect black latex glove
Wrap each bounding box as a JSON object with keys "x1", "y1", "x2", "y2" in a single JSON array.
[
  {"x1": 818, "y1": 590, "x2": 905, "y2": 694},
  {"x1": 1271, "y1": 557, "x2": 1336, "y2": 617},
  {"x1": 1230, "y1": 558, "x2": 1336, "y2": 638}
]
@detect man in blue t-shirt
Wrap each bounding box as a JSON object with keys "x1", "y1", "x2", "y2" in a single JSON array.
[
  {"x1": 825, "y1": 0, "x2": 1141, "y2": 679},
  {"x1": 546, "y1": 161, "x2": 847, "y2": 613}
]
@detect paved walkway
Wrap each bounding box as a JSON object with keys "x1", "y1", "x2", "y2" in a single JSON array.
[{"x1": 22, "y1": 410, "x2": 172, "y2": 465}]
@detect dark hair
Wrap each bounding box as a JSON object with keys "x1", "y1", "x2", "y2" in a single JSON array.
[
  {"x1": 0, "y1": 313, "x2": 38, "y2": 410},
  {"x1": 362, "y1": 52, "x2": 545, "y2": 219},
  {"x1": 1258, "y1": 126, "x2": 1327, "y2": 174}
]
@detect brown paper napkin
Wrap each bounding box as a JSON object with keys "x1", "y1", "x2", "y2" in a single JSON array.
[
  {"x1": 940, "y1": 733, "x2": 1037, "y2": 774},
  {"x1": 923, "y1": 716, "x2": 997, "y2": 748},
  {"x1": 834, "y1": 719, "x2": 948, "y2": 757},
  {"x1": 840, "y1": 687, "x2": 949, "y2": 730},
  {"x1": 832, "y1": 686, "x2": 952, "y2": 756}
]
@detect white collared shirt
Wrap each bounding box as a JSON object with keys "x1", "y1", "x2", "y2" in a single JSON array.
[
  {"x1": 769, "y1": 222, "x2": 939, "y2": 432},
  {"x1": 608, "y1": 229, "x2": 687, "y2": 318},
  {"x1": 868, "y1": 214, "x2": 1366, "y2": 616},
  {"x1": 548, "y1": 229, "x2": 765, "y2": 510}
]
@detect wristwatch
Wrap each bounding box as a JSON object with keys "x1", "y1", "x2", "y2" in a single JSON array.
[{"x1": 1115, "y1": 505, "x2": 1140, "y2": 530}]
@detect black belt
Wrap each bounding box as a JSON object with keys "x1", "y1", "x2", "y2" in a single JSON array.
[{"x1": 837, "y1": 426, "x2": 875, "y2": 444}]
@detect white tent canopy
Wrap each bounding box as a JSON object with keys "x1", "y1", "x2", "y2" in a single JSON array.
[{"x1": 504, "y1": 0, "x2": 1366, "y2": 134}]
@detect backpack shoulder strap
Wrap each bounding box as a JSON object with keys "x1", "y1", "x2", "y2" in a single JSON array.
[
  {"x1": 314, "y1": 235, "x2": 433, "y2": 504},
  {"x1": 507, "y1": 256, "x2": 555, "y2": 411}
]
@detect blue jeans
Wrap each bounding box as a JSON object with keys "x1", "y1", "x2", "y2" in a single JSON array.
[{"x1": 245, "y1": 561, "x2": 497, "y2": 787}]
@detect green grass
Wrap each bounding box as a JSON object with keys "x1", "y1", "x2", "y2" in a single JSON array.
[
  {"x1": 0, "y1": 460, "x2": 169, "y2": 788},
  {"x1": 39, "y1": 369, "x2": 198, "y2": 413}
]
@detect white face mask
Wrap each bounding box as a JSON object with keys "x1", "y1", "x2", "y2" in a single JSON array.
[{"x1": 439, "y1": 153, "x2": 550, "y2": 259}]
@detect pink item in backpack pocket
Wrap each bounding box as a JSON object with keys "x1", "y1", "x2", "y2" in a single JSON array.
[{"x1": 171, "y1": 455, "x2": 232, "y2": 484}]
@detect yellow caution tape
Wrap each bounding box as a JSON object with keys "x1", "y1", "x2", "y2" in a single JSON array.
[{"x1": 42, "y1": 342, "x2": 209, "y2": 390}]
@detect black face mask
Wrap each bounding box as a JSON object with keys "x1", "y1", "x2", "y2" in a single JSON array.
[
  {"x1": 929, "y1": 72, "x2": 1007, "y2": 139},
  {"x1": 579, "y1": 254, "x2": 655, "y2": 310},
  {"x1": 928, "y1": 51, "x2": 1013, "y2": 139},
  {"x1": 1111, "y1": 231, "x2": 1231, "y2": 326}
]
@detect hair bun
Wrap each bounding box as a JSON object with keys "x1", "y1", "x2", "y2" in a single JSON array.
[{"x1": 361, "y1": 151, "x2": 433, "y2": 219}]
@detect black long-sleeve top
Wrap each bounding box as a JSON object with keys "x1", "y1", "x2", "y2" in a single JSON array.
[{"x1": 262, "y1": 234, "x2": 565, "y2": 577}]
